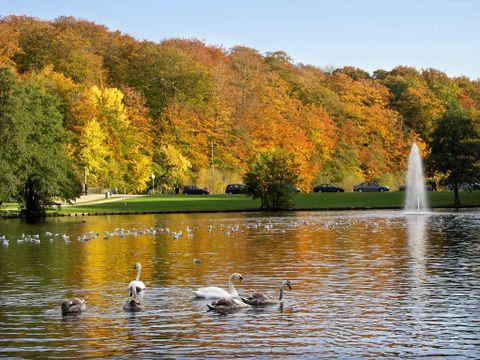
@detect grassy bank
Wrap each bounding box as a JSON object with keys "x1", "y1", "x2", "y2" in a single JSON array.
[
  {"x1": 1, "y1": 191, "x2": 479, "y2": 218},
  {"x1": 59, "y1": 191, "x2": 480, "y2": 215}
]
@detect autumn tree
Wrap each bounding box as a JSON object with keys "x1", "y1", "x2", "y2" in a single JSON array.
[
  {"x1": 0, "y1": 19, "x2": 20, "y2": 68},
  {"x1": 153, "y1": 144, "x2": 191, "y2": 191},
  {"x1": 74, "y1": 86, "x2": 153, "y2": 193},
  {"x1": 2, "y1": 16, "x2": 478, "y2": 194}
]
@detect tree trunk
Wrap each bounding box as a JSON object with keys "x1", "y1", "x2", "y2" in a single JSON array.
[
  {"x1": 453, "y1": 182, "x2": 461, "y2": 206},
  {"x1": 24, "y1": 177, "x2": 44, "y2": 218}
]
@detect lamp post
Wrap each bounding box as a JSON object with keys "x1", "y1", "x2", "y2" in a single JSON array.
[
  {"x1": 83, "y1": 166, "x2": 88, "y2": 195},
  {"x1": 151, "y1": 173, "x2": 155, "y2": 195},
  {"x1": 211, "y1": 140, "x2": 215, "y2": 194}
]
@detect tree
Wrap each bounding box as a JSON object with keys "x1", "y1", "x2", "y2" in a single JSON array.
[
  {"x1": 3, "y1": 15, "x2": 480, "y2": 194},
  {"x1": 0, "y1": 19, "x2": 20, "y2": 68},
  {"x1": 73, "y1": 86, "x2": 153, "y2": 193},
  {"x1": 78, "y1": 118, "x2": 109, "y2": 186},
  {"x1": 125, "y1": 43, "x2": 214, "y2": 117},
  {"x1": 0, "y1": 68, "x2": 27, "y2": 202},
  {"x1": 153, "y1": 144, "x2": 191, "y2": 191},
  {"x1": 0, "y1": 68, "x2": 80, "y2": 217},
  {"x1": 243, "y1": 148, "x2": 301, "y2": 210},
  {"x1": 395, "y1": 85, "x2": 444, "y2": 141},
  {"x1": 428, "y1": 108, "x2": 480, "y2": 205}
]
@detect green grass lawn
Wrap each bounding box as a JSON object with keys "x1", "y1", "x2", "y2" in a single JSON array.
[
  {"x1": 1, "y1": 191, "x2": 479, "y2": 217},
  {"x1": 61, "y1": 194, "x2": 261, "y2": 214},
  {"x1": 0, "y1": 203, "x2": 18, "y2": 210},
  {"x1": 58, "y1": 191, "x2": 480, "y2": 215}
]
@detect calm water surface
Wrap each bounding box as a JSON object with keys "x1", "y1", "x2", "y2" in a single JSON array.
[{"x1": 0, "y1": 210, "x2": 479, "y2": 358}]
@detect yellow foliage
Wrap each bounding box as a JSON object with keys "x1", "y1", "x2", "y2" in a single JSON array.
[
  {"x1": 73, "y1": 86, "x2": 153, "y2": 192},
  {"x1": 79, "y1": 119, "x2": 109, "y2": 186}
]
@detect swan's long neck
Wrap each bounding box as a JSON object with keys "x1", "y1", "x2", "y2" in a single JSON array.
[
  {"x1": 136, "y1": 265, "x2": 142, "y2": 281},
  {"x1": 131, "y1": 285, "x2": 138, "y2": 298},
  {"x1": 279, "y1": 286, "x2": 285, "y2": 303},
  {"x1": 228, "y1": 276, "x2": 238, "y2": 296}
]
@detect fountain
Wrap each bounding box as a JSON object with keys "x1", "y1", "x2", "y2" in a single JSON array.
[{"x1": 405, "y1": 143, "x2": 429, "y2": 213}]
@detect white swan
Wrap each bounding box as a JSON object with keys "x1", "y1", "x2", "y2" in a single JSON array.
[
  {"x1": 128, "y1": 263, "x2": 146, "y2": 297},
  {"x1": 193, "y1": 273, "x2": 243, "y2": 299}
]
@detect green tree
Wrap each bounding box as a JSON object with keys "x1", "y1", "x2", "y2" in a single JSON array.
[
  {"x1": 126, "y1": 44, "x2": 214, "y2": 117},
  {"x1": 243, "y1": 148, "x2": 301, "y2": 210},
  {"x1": 0, "y1": 68, "x2": 27, "y2": 202},
  {"x1": 428, "y1": 108, "x2": 480, "y2": 205},
  {"x1": 0, "y1": 68, "x2": 80, "y2": 217}
]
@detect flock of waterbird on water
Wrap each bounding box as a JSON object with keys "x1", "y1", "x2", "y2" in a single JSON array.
[
  {"x1": 0, "y1": 216, "x2": 403, "y2": 248},
  {"x1": 1, "y1": 217, "x2": 408, "y2": 315},
  {"x1": 62, "y1": 263, "x2": 293, "y2": 315}
]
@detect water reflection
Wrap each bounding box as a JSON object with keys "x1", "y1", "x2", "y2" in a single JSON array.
[
  {"x1": 406, "y1": 214, "x2": 429, "y2": 282},
  {"x1": 0, "y1": 211, "x2": 479, "y2": 358},
  {"x1": 406, "y1": 214, "x2": 430, "y2": 331}
]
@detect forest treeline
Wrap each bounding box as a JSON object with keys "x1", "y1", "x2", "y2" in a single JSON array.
[{"x1": 1, "y1": 15, "x2": 479, "y2": 195}]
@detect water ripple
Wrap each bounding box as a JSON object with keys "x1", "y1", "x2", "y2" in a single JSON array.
[{"x1": 0, "y1": 210, "x2": 479, "y2": 358}]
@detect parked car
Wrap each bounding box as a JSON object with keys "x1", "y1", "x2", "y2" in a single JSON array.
[
  {"x1": 447, "y1": 183, "x2": 480, "y2": 191},
  {"x1": 313, "y1": 184, "x2": 345, "y2": 193},
  {"x1": 183, "y1": 185, "x2": 209, "y2": 195},
  {"x1": 225, "y1": 184, "x2": 248, "y2": 194},
  {"x1": 398, "y1": 184, "x2": 433, "y2": 191},
  {"x1": 353, "y1": 182, "x2": 389, "y2": 192}
]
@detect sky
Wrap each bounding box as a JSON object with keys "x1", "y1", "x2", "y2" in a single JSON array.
[{"x1": 1, "y1": 0, "x2": 479, "y2": 79}]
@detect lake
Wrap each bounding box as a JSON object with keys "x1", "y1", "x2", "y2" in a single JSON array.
[{"x1": 0, "y1": 210, "x2": 479, "y2": 358}]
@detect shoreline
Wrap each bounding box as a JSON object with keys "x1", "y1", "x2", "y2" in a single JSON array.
[{"x1": 1, "y1": 204, "x2": 478, "y2": 220}]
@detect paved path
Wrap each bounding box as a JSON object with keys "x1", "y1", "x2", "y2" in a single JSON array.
[{"x1": 65, "y1": 194, "x2": 144, "y2": 206}]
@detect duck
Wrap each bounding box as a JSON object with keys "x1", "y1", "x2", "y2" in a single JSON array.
[
  {"x1": 123, "y1": 287, "x2": 144, "y2": 312},
  {"x1": 206, "y1": 297, "x2": 250, "y2": 313},
  {"x1": 61, "y1": 297, "x2": 86, "y2": 316},
  {"x1": 241, "y1": 280, "x2": 292, "y2": 306},
  {"x1": 193, "y1": 273, "x2": 243, "y2": 299},
  {"x1": 128, "y1": 263, "x2": 146, "y2": 298}
]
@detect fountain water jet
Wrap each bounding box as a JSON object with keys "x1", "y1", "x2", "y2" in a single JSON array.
[{"x1": 405, "y1": 143, "x2": 429, "y2": 213}]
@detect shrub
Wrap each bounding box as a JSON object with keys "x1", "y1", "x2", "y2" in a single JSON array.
[{"x1": 243, "y1": 148, "x2": 301, "y2": 210}]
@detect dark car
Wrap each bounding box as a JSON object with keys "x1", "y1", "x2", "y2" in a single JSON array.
[
  {"x1": 399, "y1": 184, "x2": 433, "y2": 191},
  {"x1": 313, "y1": 184, "x2": 345, "y2": 193},
  {"x1": 225, "y1": 184, "x2": 248, "y2": 194},
  {"x1": 183, "y1": 185, "x2": 209, "y2": 195},
  {"x1": 464, "y1": 183, "x2": 480, "y2": 191},
  {"x1": 448, "y1": 183, "x2": 480, "y2": 191},
  {"x1": 353, "y1": 182, "x2": 389, "y2": 192}
]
